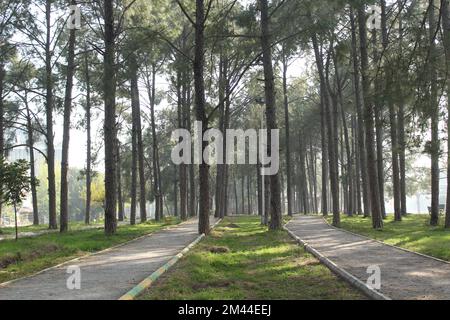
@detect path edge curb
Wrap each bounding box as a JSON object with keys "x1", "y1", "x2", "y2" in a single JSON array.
[
  {"x1": 283, "y1": 224, "x2": 391, "y2": 301},
  {"x1": 118, "y1": 218, "x2": 223, "y2": 300}
]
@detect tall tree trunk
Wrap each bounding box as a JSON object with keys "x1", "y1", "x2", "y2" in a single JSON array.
[
  {"x1": 312, "y1": 35, "x2": 340, "y2": 226},
  {"x1": 352, "y1": 115, "x2": 363, "y2": 215},
  {"x1": 186, "y1": 76, "x2": 197, "y2": 218},
  {"x1": 263, "y1": 175, "x2": 270, "y2": 225},
  {"x1": 146, "y1": 63, "x2": 162, "y2": 221},
  {"x1": 177, "y1": 70, "x2": 188, "y2": 221},
  {"x1": 257, "y1": 162, "x2": 262, "y2": 217},
  {"x1": 234, "y1": 174, "x2": 238, "y2": 215},
  {"x1": 221, "y1": 72, "x2": 231, "y2": 217},
  {"x1": 310, "y1": 138, "x2": 318, "y2": 213},
  {"x1": 335, "y1": 55, "x2": 353, "y2": 216},
  {"x1": 282, "y1": 49, "x2": 293, "y2": 216},
  {"x1": 299, "y1": 131, "x2": 309, "y2": 214},
  {"x1": 194, "y1": 0, "x2": 210, "y2": 234},
  {"x1": 103, "y1": 0, "x2": 117, "y2": 234},
  {"x1": 371, "y1": 28, "x2": 387, "y2": 220},
  {"x1": 350, "y1": 8, "x2": 371, "y2": 218},
  {"x1": 130, "y1": 55, "x2": 147, "y2": 223},
  {"x1": 26, "y1": 99, "x2": 39, "y2": 225},
  {"x1": 381, "y1": 0, "x2": 401, "y2": 221},
  {"x1": 443, "y1": 0, "x2": 450, "y2": 228},
  {"x1": 130, "y1": 124, "x2": 137, "y2": 225},
  {"x1": 60, "y1": 11, "x2": 76, "y2": 233},
  {"x1": 46, "y1": 0, "x2": 57, "y2": 230},
  {"x1": 397, "y1": 0, "x2": 407, "y2": 217},
  {"x1": 247, "y1": 173, "x2": 251, "y2": 214},
  {"x1": 174, "y1": 171, "x2": 178, "y2": 217},
  {"x1": 215, "y1": 56, "x2": 225, "y2": 218},
  {"x1": 429, "y1": 0, "x2": 440, "y2": 227},
  {"x1": 259, "y1": 0, "x2": 282, "y2": 230},
  {"x1": 0, "y1": 62, "x2": 4, "y2": 220},
  {"x1": 241, "y1": 176, "x2": 245, "y2": 214},
  {"x1": 84, "y1": 52, "x2": 92, "y2": 225},
  {"x1": 358, "y1": 4, "x2": 383, "y2": 229},
  {"x1": 117, "y1": 139, "x2": 124, "y2": 221},
  {"x1": 320, "y1": 83, "x2": 329, "y2": 216}
]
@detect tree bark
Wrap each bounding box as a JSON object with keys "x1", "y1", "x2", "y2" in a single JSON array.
[
  {"x1": 282, "y1": 49, "x2": 293, "y2": 216},
  {"x1": 103, "y1": 0, "x2": 117, "y2": 234},
  {"x1": 60, "y1": 10, "x2": 76, "y2": 233},
  {"x1": 215, "y1": 56, "x2": 225, "y2": 218},
  {"x1": 45, "y1": 0, "x2": 57, "y2": 230},
  {"x1": 194, "y1": 0, "x2": 210, "y2": 234},
  {"x1": 334, "y1": 54, "x2": 353, "y2": 216},
  {"x1": 371, "y1": 28, "x2": 387, "y2": 219},
  {"x1": 84, "y1": 52, "x2": 92, "y2": 225},
  {"x1": 130, "y1": 122, "x2": 137, "y2": 225},
  {"x1": 26, "y1": 98, "x2": 39, "y2": 225},
  {"x1": 177, "y1": 70, "x2": 188, "y2": 221},
  {"x1": 352, "y1": 115, "x2": 363, "y2": 215},
  {"x1": 350, "y1": 8, "x2": 371, "y2": 218},
  {"x1": 186, "y1": 76, "x2": 197, "y2": 218},
  {"x1": 259, "y1": 0, "x2": 282, "y2": 230},
  {"x1": 320, "y1": 82, "x2": 329, "y2": 216},
  {"x1": 429, "y1": 0, "x2": 440, "y2": 227},
  {"x1": 117, "y1": 139, "x2": 124, "y2": 221},
  {"x1": 397, "y1": 0, "x2": 407, "y2": 217},
  {"x1": 358, "y1": 4, "x2": 383, "y2": 229},
  {"x1": 129, "y1": 55, "x2": 147, "y2": 223},
  {"x1": 0, "y1": 62, "x2": 4, "y2": 220},
  {"x1": 312, "y1": 34, "x2": 340, "y2": 226},
  {"x1": 381, "y1": 0, "x2": 401, "y2": 221},
  {"x1": 443, "y1": 0, "x2": 450, "y2": 228}
]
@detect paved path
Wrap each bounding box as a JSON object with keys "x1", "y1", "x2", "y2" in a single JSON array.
[
  {"x1": 286, "y1": 215, "x2": 450, "y2": 300},
  {"x1": 0, "y1": 217, "x2": 218, "y2": 300}
]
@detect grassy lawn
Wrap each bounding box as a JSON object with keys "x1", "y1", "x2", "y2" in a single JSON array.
[
  {"x1": 327, "y1": 214, "x2": 450, "y2": 261},
  {"x1": 0, "y1": 221, "x2": 104, "y2": 236},
  {"x1": 0, "y1": 217, "x2": 180, "y2": 284},
  {"x1": 138, "y1": 216, "x2": 365, "y2": 300}
]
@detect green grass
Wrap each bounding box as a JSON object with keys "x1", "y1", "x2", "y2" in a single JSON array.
[
  {"x1": 327, "y1": 214, "x2": 450, "y2": 261},
  {"x1": 0, "y1": 217, "x2": 180, "y2": 284},
  {"x1": 0, "y1": 221, "x2": 104, "y2": 236},
  {"x1": 138, "y1": 216, "x2": 365, "y2": 300}
]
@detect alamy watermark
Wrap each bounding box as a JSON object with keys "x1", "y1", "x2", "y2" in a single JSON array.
[
  {"x1": 171, "y1": 121, "x2": 280, "y2": 176},
  {"x1": 67, "y1": 5, "x2": 81, "y2": 30},
  {"x1": 66, "y1": 265, "x2": 81, "y2": 290},
  {"x1": 366, "y1": 265, "x2": 381, "y2": 290},
  {"x1": 367, "y1": 5, "x2": 382, "y2": 30}
]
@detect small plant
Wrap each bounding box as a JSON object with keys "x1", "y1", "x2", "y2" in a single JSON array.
[{"x1": 0, "y1": 158, "x2": 32, "y2": 241}]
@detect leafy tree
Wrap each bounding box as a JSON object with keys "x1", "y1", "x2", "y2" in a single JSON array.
[{"x1": 0, "y1": 158, "x2": 33, "y2": 240}]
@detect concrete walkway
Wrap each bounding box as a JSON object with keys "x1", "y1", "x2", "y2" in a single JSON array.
[
  {"x1": 0, "y1": 217, "x2": 218, "y2": 300},
  {"x1": 286, "y1": 215, "x2": 450, "y2": 300}
]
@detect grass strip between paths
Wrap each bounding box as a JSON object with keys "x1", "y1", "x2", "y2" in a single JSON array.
[{"x1": 138, "y1": 216, "x2": 365, "y2": 300}]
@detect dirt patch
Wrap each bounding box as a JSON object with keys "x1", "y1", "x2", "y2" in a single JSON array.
[
  {"x1": 0, "y1": 244, "x2": 61, "y2": 269},
  {"x1": 206, "y1": 246, "x2": 230, "y2": 254},
  {"x1": 192, "y1": 280, "x2": 232, "y2": 290},
  {"x1": 296, "y1": 257, "x2": 320, "y2": 267},
  {"x1": 225, "y1": 224, "x2": 240, "y2": 229}
]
